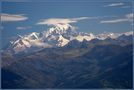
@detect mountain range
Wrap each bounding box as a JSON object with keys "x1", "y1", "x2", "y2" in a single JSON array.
[
  {"x1": 3, "y1": 24, "x2": 133, "y2": 55},
  {"x1": 1, "y1": 24, "x2": 133, "y2": 89}
]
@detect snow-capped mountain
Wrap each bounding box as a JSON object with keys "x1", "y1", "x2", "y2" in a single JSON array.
[
  {"x1": 123, "y1": 31, "x2": 133, "y2": 36},
  {"x1": 5, "y1": 23, "x2": 133, "y2": 54},
  {"x1": 6, "y1": 24, "x2": 93, "y2": 54},
  {"x1": 96, "y1": 32, "x2": 120, "y2": 40},
  {"x1": 96, "y1": 31, "x2": 133, "y2": 40}
]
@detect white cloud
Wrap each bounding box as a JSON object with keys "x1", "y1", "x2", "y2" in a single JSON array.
[
  {"x1": 37, "y1": 17, "x2": 90, "y2": 25},
  {"x1": 100, "y1": 19, "x2": 128, "y2": 24},
  {"x1": 104, "y1": 3, "x2": 124, "y2": 7},
  {"x1": 100, "y1": 13, "x2": 133, "y2": 24},
  {"x1": 121, "y1": 6, "x2": 131, "y2": 8},
  {"x1": 37, "y1": 17, "x2": 91, "y2": 31},
  {"x1": 1, "y1": 13, "x2": 28, "y2": 22},
  {"x1": 16, "y1": 26, "x2": 32, "y2": 30}
]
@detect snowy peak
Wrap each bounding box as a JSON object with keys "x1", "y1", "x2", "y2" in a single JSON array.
[
  {"x1": 45, "y1": 23, "x2": 76, "y2": 37},
  {"x1": 96, "y1": 32, "x2": 120, "y2": 40},
  {"x1": 123, "y1": 31, "x2": 133, "y2": 36},
  {"x1": 28, "y1": 32, "x2": 39, "y2": 39},
  {"x1": 12, "y1": 39, "x2": 31, "y2": 53},
  {"x1": 8, "y1": 28, "x2": 133, "y2": 54},
  {"x1": 57, "y1": 35, "x2": 69, "y2": 47},
  {"x1": 9, "y1": 24, "x2": 75, "y2": 54},
  {"x1": 54, "y1": 23, "x2": 73, "y2": 31},
  {"x1": 75, "y1": 33, "x2": 95, "y2": 42},
  {"x1": 96, "y1": 31, "x2": 133, "y2": 40}
]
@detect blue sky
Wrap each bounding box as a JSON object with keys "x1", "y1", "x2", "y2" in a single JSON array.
[{"x1": 1, "y1": 0, "x2": 133, "y2": 48}]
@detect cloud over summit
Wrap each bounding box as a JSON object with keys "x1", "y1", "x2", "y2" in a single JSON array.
[
  {"x1": 37, "y1": 17, "x2": 90, "y2": 30},
  {"x1": 37, "y1": 17, "x2": 90, "y2": 26}
]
